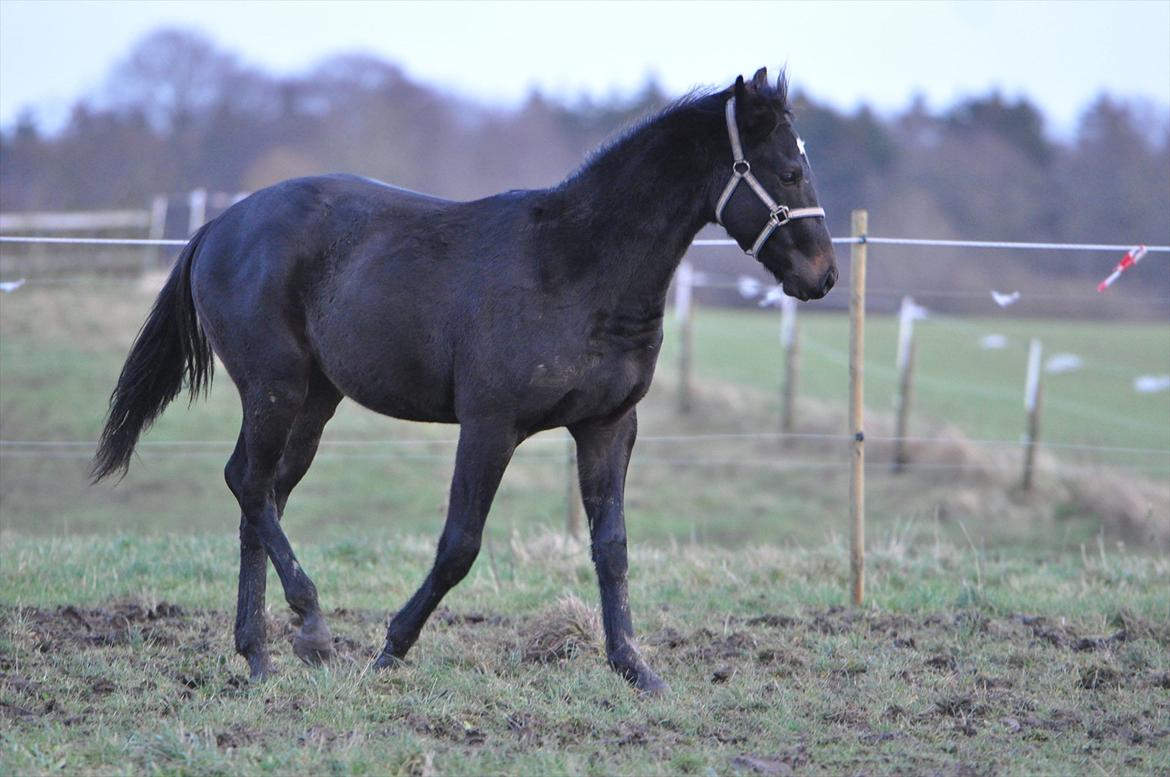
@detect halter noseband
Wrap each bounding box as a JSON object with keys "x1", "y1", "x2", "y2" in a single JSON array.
[{"x1": 714, "y1": 96, "x2": 826, "y2": 257}]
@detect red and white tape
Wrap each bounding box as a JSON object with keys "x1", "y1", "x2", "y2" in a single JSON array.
[{"x1": 1097, "y1": 245, "x2": 1148, "y2": 292}]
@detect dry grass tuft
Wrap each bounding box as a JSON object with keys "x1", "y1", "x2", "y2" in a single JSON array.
[
  {"x1": 1064, "y1": 473, "x2": 1170, "y2": 551},
  {"x1": 521, "y1": 593, "x2": 603, "y2": 663}
]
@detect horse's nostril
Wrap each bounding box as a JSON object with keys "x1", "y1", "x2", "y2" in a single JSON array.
[{"x1": 822, "y1": 267, "x2": 838, "y2": 294}]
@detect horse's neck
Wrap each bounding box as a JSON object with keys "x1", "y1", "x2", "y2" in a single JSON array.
[{"x1": 559, "y1": 118, "x2": 718, "y2": 317}]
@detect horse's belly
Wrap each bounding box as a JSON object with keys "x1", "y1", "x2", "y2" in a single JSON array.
[
  {"x1": 312, "y1": 337, "x2": 457, "y2": 423},
  {"x1": 338, "y1": 379, "x2": 458, "y2": 423}
]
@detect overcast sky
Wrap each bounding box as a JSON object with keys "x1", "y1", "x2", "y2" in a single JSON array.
[{"x1": 1, "y1": 0, "x2": 1168, "y2": 136}]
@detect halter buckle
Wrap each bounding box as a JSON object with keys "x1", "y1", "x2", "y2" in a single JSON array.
[{"x1": 768, "y1": 205, "x2": 790, "y2": 227}]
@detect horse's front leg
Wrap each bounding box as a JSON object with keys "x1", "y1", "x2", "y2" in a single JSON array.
[
  {"x1": 571, "y1": 409, "x2": 667, "y2": 695},
  {"x1": 374, "y1": 421, "x2": 517, "y2": 667}
]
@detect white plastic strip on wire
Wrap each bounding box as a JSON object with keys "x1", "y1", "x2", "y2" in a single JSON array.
[
  {"x1": 693, "y1": 237, "x2": 1170, "y2": 252},
  {"x1": 0, "y1": 236, "x2": 186, "y2": 246}
]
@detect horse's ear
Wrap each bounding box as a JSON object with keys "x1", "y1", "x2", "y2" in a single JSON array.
[
  {"x1": 734, "y1": 73, "x2": 779, "y2": 140},
  {"x1": 751, "y1": 67, "x2": 769, "y2": 91},
  {"x1": 776, "y1": 69, "x2": 789, "y2": 105}
]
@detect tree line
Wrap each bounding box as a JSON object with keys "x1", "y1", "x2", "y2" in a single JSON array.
[{"x1": 2, "y1": 29, "x2": 1167, "y2": 302}]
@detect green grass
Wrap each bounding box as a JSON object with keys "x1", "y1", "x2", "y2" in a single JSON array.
[
  {"x1": 1, "y1": 284, "x2": 1167, "y2": 553},
  {"x1": 2, "y1": 531, "x2": 1169, "y2": 776},
  {"x1": 663, "y1": 307, "x2": 1170, "y2": 462}
]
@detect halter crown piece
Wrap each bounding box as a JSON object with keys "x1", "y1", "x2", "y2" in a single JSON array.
[{"x1": 714, "y1": 96, "x2": 826, "y2": 257}]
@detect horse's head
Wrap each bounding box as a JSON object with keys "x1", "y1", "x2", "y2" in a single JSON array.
[{"x1": 713, "y1": 68, "x2": 837, "y2": 301}]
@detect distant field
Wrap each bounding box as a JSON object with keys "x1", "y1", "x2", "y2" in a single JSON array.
[
  {"x1": 664, "y1": 306, "x2": 1170, "y2": 462},
  {"x1": 0, "y1": 282, "x2": 1167, "y2": 552}
]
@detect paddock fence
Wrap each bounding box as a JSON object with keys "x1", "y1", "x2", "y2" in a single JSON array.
[{"x1": 1, "y1": 209, "x2": 1168, "y2": 604}]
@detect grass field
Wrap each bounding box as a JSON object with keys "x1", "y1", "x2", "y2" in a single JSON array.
[
  {"x1": 669, "y1": 303, "x2": 1170, "y2": 461},
  {"x1": 2, "y1": 531, "x2": 1169, "y2": 775},
  {"x1": 1, "y1": 279, "x2": 1168, "y2": 774}
]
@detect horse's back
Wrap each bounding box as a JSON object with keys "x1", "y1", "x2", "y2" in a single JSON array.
[{"x1": 192, "y1": 173, "x2": 455, "y2": 317}]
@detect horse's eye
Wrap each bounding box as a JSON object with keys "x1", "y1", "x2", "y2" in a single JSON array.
[{"x1": 780, "y1": 169, "x2": 803, "y2": 186}]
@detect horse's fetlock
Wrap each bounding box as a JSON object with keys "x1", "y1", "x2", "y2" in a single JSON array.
[
  {"x1": 286, "y1": 587, "x2": 320, "y2": 618},
  {"x1": 234, "y1": 628, "x2": 263, "y2": 657},
  {"x1": 383, "y1": 627, "x2": 417, "y2": 659}
]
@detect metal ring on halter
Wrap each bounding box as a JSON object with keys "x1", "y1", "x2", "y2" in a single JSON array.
[
  {"x1": 768, "y1": 205, "x2": 790, "y2": 226},
  {"x1": 733, "y1": 160, "x2": 750, "y2": 176}
]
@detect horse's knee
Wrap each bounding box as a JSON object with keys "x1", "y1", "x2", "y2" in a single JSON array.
[{"x1": 434, "y1": 532, "x2": 481, "y2": 587}]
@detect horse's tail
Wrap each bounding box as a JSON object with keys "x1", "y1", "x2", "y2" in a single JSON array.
[{"x1": 91, "y1": 223, "x2": 215, "y2": 483}]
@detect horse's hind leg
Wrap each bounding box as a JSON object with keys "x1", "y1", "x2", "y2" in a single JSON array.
[
  {"x1": 374, "y1": 421, "x2": 517, "y2": 667},
  {"x1": 226, "y1": 432, "x2": 272, "y2": 679},
  {"x1": 226, "y1": 366, "x2": 334, "y2": 673},
  {"x1": 228, "y1": 370, "x2": 340, "y2": 679},
  {"x1": 272, "y1": 372, "x2": 342, "y2": 664}
]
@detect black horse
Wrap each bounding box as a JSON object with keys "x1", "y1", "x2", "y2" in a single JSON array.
[{"x1": 93, "y1": 68, "x2": 836, "y2": 693}]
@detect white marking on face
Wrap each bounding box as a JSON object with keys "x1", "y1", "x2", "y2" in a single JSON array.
[{"x1": 796, "y1": 136, "x2": 807, "y2": 157}]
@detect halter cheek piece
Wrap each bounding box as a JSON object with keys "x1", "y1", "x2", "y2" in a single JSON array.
[{"x1": 714, "y1": 96, "x2": 826, "y2": 257}]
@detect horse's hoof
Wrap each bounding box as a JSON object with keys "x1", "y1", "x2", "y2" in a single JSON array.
[
  {"x1": 372, "y1": 650, "x2": 405, "y2": 671},
  {"x1": 246, "y1": 654, "x2": 275, "y2": 681},
  {"x1": 613, "y1": 656, "x2": 670, "y2": 696},
  {"x1": 292, "y1": 619, "x2": 334, "y2": 666},
  {"x1": 634, "y1": 668, "x2": 670, "y2": 697}
]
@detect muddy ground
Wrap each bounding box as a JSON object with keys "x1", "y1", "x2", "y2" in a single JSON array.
[{"x1": 3, "y1": 599, "x2": 1168, "y2": 775}]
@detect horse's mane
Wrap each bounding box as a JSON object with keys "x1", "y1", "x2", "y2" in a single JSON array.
[{"x1": 563, "y1": 72, "x2": 791, "y2": 186}]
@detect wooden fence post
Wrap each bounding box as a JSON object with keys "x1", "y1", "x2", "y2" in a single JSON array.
[
  {"x1": 676, "y1": 261, "x2": 695, "y2": 414},
  {"x1": 1022, "y1": 339, "x2": 1044, "y2": 491},
  {"x1": 892, "y1": 295, "x2": 919, "y2": 473},
  {"x1": 779, "y1": 295, "x2": 800, "y2": 444},
  {"x1": 849, "y1": 210, "x2": 867, "y2": 607},
  {"x1": 565, "y1": 437, "x2": 582, "y2": 539}
]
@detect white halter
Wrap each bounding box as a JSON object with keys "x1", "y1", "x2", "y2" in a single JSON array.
[{"x1": 714, "y1": 96, "x2": 826, "y2": 257}]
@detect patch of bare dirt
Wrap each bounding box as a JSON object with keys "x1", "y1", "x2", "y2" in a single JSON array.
[
  {"x1": 730, "y1": 744, "x2": 808, "y2": 776},
  {"x1": 20, "y1": 600, "x2": 189, "y2": 649},
  {"x1": 1079, "y1": 665, "x2": 1125, "y2": 690}
]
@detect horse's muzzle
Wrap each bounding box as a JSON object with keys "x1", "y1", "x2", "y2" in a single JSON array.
[{"x1": 785, "y1": 262, "x2": 837, "y2": 301}]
